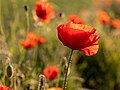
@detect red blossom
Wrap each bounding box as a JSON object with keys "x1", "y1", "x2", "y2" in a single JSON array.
[
  {"x1": 20, "y1": 32, "x2": 45, "y2": 49},
  {"x1": 27, "y1": 32, "x2": 38, "y2": 42},
  {"x1": 0, "y1": 85, "x2": 11, "y2": 90},
  {"x1": 98, "y1": 10, "x2": 111, "y2": 24},
  {"x1": 35, "y1": 1, "x2": 55, "y2": 23},
  {"x1": 43, "y1": 66, "x2": 59, "y2": 81},
  {"x1": 111, "y1": 19, "x2": 120, "y2": 29},
  {"x1": 116, "y1": 0, "x2": 120, "y2": 5},
  {"x1": 20, "y1": 40, "x2": 33, "y2": 49},
  {"x1": 47, "y1": 87, "x2": 63, "y2": 90},
  {"x1": 37, "y1": 36, "x2": 46, "y2": 44},
  {"x1": 68, "y1": 14, "x2": 84, "y2": 24},
  {"x1": 57, "y1": 21, "x2": 100, "y2": 56}
]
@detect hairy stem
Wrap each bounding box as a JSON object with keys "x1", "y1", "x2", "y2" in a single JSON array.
[{"x1": 63, "y1": 49, "x2": 73, "y2": 90}]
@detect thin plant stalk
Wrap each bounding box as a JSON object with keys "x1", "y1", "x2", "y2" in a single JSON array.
[
  {"x1": 56, "y1": 60, "x2": 62, "y2": 87},
  {"x1": 25, "y1": 5, "x2": 30, "y2": 35},
  {"x1": 18, "y1": 5, "x2": 29, "y2": 67},
  {"x1": 63, "y1": 49, "x2": 73, "y2": 90},
  {"x1": 0, "y1": 0, "x2": 5, "y2": 37},
  {"x1": 0, "y1": 1, "x2": 7, "y2": 85},
  {"x1": 10, "y1": 18, "x2": 17, "y2": 54},
  {"x1": 18, "y1": 48, "x2": 26, "y2": 68},
  {"x1": 12, "y1": 66, "x2": 17, "y2": 90},
  {"x1": 2, "y1": 62, "x2": 7, "y2": 85},
  {"x1": 10, "y1": 0, "x2": 18, "y2": 54},
  {"x1": 13, "y1": 76, "x2": 17, "y2": 90}
]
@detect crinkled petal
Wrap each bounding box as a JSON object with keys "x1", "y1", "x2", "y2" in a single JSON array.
[
  {"x1": 67, "y1": 22, "x2": 96, "y2": 33},
  {"x1": 80, "y1": 41, "x2": 99, "y2": 56}
]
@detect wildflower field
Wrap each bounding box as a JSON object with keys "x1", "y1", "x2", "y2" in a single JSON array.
[{"x1": 0, "y1": 0, "x2": 120, "y2": 90}]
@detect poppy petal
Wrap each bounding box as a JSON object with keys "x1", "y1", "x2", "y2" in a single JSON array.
[{"x1": 80, "y1": 41, "x2": 99, "y2": 56}]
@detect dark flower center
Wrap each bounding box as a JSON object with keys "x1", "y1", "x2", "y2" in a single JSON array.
[{"x1": 37, "y1": 10, "x2": 46, "y2": 19}]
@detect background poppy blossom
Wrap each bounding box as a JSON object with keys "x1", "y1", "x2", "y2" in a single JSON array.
[
  {"x1": 20, "y1": 32, "x2": 45, "y2": 49},
  {"x1": 47, "y1": 87, "x2": 63, "y2": 90},
  {"x1": 35, "y1": 1, "x2": 55, "y2": 23},
  {"x1": 98, "y1": 10, "x2": 111, "y2": 24},
  {"x1": 68, "y1": 14, "x2": 84, "y2": 24},
  {"x1": 43, "y1": 66, "x2": 59, "y2": 81},
  {"x1": 111, "y1": 19, "x2": 120, "y2": 29},
  {"x1": 27, "y1": 32, "x2": 37, "y2": 41},
  {"x1": 26, "y1": 32, "x2": 38, "y2": 47},
  {"x1": 57, "y1": 21, "x2": 100, "y2": 56},
  {"x1": 20, "y1": 40, "x2": 33, "y2": 49},
  {"x1": 0, "y1": 85, "x2": 11, "y2": 90},
  {"x1": 37, "y1": 36, "x2": 46, "y2": 44}
]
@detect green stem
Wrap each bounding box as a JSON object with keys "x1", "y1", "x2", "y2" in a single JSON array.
[
  {"x1": 2, "y1": 63, "x2": 7, "y2": 85},
  {"x1": 12, "y1": 66, "x2": 16, "y2": 90},
  {"x1": 18, "y1": 48, "x2": 26, "y2": 68},
  {"x1": 10, "y1": 22, "x2": 15, "y2": 54},
  {"x1": 63, "y1": 49, "x2": 73, "y2": 90},
  {"x1": 56, "y1": 60, "x2": 62, "y2": 87},
  {"x1": 33, "y1": 45, "x2": 39, "y2": 73},
  {"x1": 13, "y1": 76, "x2": 16, "y2": 90},
  {"x1": 0, "y1": 0, "x2": 5, "y2": 37},
  {"x1": 25, "y1": 8, "x2": 30, "y2": 36}
]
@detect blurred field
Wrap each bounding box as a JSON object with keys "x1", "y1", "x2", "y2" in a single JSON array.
[{"x1": 0, "y1": 0, "x2": 120, "y2": 90}]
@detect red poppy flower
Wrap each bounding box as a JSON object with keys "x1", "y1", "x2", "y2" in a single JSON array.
[
  {"x1": 43, "y1": 66, "x2": 59, "y2": 81},
  {"x1": 0, "y1": 85, "x2": 11, "y2": 90},
  {"x1": 37, "y1": 36, "x2": 46, "y2": 44},
  {"x1": 35, "y1": 1, "x2": 55, "y2": 23},
  {"x1": 20, "y1": 40, "x2": 33, "y2": 49},
  {"x1": 116, "y1": 0, "x2": 120, "y2": 5},
  {"x1": 111, "y1": 19, "x2": 120, "y2": 29},
  {"x1": 47, "y1": 87, "x2": 63, "y2": 90},
  {"x1": 20, "y1": 32, "x2": 46, "y2": 49},
  {"x1": 98, "y1": 10, "x2": 111, "y2": 24},
  {"x1": 27, "y1": 32, "x2": 38, "y2": 47},
  {"x1": 20, "y1": 32, "x2": 37, "y2": 49},
  {"x1": 27, "y1": 32, "x2": 38, "y2": 42},
  {"x1": 57, "y1": 21, "x2": 100, "y2": 56},
  {"x1": 68, "y1": 14, "x2": 84, "y2": 24}
]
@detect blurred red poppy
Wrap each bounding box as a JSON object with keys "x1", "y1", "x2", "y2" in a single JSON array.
[
  {"x1": 98, "y1": 10, "x2": 111, "y2": 24},
  {"x1": 20, "y1": 32, "x2": 46, "y2": 49},
  {"x1": 27, "y1": 32, "x2": 38, "y2": 42},
  {"x1": 47, "y1": 87, "x2": 63, "y2": 90},
  {"x1": 111, "y1": 19, "x2": 120, "y2": 29},
  {"x1": 0, "y1": 85, "x2": 11, "y2": 90},
  {"x1": 44, "y1": 66, "x2": 59, "y2": 81},
  {"x1": 68, "y1": 14, "x2": 84, "y2": 24},
  {"x1": 20, "y1": 40, "x2": 33, "y2": 49},
  {"x1": 57, "y1": 21, "x2": 100, "y2": 56},
  {"x1": 27, "y1": 32, "x2": 38, "y2": 47},
  {"x1": 116, "y1": 0, "x2": 120, "y2": 5},
  {"x1": 37, "y1": 36, "x2": 46, "y2": 44},
  {"x1": 35, "y1": 1, "x2": 55, "y2": 23}
]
